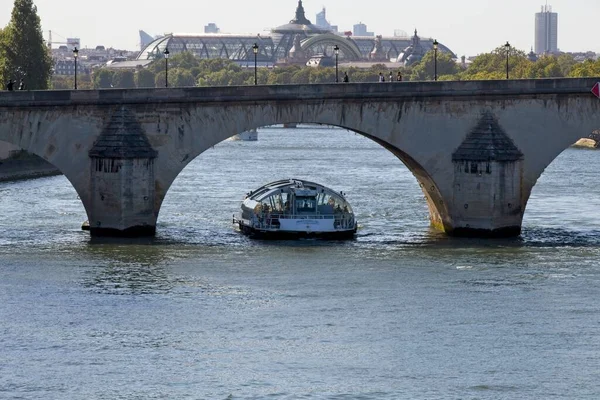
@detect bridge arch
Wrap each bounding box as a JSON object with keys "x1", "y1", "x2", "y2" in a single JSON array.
[
  {"x1": 156, "y1": 117, "x2": 448, "y2": 236},
  {"x1": 0, "y1": 115, "x2": 92, "y2": 222}
]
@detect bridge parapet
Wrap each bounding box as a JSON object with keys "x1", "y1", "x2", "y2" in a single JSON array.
[{"x1": 0, "y1": 78, "x2": 598, "y2": 107}]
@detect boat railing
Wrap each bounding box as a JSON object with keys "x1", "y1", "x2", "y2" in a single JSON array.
[{"x1": 252, "y1": 213, "x2": 355, "y2": 230}]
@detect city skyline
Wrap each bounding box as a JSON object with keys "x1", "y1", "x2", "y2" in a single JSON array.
[{"x1": 0, "y1": 0, "x2": 598, "y2": 57}]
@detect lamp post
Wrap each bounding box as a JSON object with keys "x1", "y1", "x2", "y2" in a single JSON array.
[
  {"x1": 252, "y1": 43, "x2": 259, "y2": 85},
  {"x1": 163, "y1": 48, "x2": 170, "y2": 87},
  {"x1": 433, "y1": 39, "x2": 438, "y2": 81},
  {"x1": 505, "y1": 41, "x2": 510, "y2": 79},
  {"x1": 72, "y1": 47, "x2": 78, "y2": 89},
  {"x1": 333, "y1": 45, "x2": 339, "y2": 82}
]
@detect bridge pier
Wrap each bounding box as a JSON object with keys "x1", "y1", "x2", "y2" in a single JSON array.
[
  {"x1": 87, "y1": 108, "x2": 158, "y2": 237},
  {"x1": 424, "y1": 112, "x2": 526, "y2": 238}
]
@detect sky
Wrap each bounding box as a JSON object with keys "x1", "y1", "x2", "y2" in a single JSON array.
[{"x1": 0, "y1": 0, "x2": 598, "y2": 57}]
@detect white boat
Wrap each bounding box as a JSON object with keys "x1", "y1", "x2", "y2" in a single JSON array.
[
  {"x1": 234, "y1": 178, "x2": 357, "y2": 239},
  {"x1": 231, "y1": 128, "x2": 258, "y2": 141}
]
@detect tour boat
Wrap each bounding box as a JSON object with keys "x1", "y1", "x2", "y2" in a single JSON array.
[
  {"x1": 234, "y1": 178, "x2": 357, "y2": 239},
  {"x1": 231, "y1": 128, "x2": 258, "y2": 141}
]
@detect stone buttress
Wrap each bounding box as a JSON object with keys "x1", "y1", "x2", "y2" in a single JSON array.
[
  {"x1": 88, "y1": 107, "x2": 158, "y2": 236},
  {"x1": 449, "y1": 112, "x2": 524, "y2": 237}
]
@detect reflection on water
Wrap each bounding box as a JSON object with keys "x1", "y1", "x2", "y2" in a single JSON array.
[{"x1": 83, "y1": 262, "x2": 172, "y2": 295}]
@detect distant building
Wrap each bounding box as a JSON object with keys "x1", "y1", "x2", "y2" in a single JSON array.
[
  {"x1": 534, "y1": 5, "x2": 558, "y2": 54},
  {"x1": 51, "y1": 45, "x2": 138, "y2": 75},
  {"x1": 315, "y1": 8, "x2": 337, "y2": 33},
  {"x1": 306, "y1": 54, "x2": 335, "y2": 67},
  {"x1": 139, "y1": 30, "x2": 155, "y2": 50},
  {"x1": 67, "y1": 38, "x2": 80, "y2": 51},
  {"x1": 397, "y1": 29, "x2": 426, "y2": 66},
  {"x1": 136, "y1": 1, "x2": 455, "y2": 65},
  {"x1": 53, "y1": 59, "x2": 89, "y2": 75},
  {"x1": 527, "y1": 48, "x2": 538, "y2": 62},
  {"x1": 204, "y1": 23, "x2": 220, "y2": 34},
  {"x1": 353, "y1": 22, "x2": 373, "y2": 37},
  {"x1": 565, "y1": 51, "x2": 597, "y2": 62}
]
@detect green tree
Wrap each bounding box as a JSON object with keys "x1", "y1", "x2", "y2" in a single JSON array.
[
  {"x1": 0, "y1": 0, "x2": 52, "y2": 89},
  {"x1": 170, "y1": 68, "x2": 195, "y2": 87},
  {"x1": 291, "y1": 67, "x2": 311, "y2": 83},
  {"x1": 155, "y1": 71, "x2": 167, "y2": 88},
  {"x1": 169, "y1": 52, "x2": 201, "y2": 70},
  {"x1": 111, "y1": 69, "x2": 135, "y2": 88},
  {"x1": 308, "y1": 67, "x2": 335, "y2": 83},
  {"x1": 568, "y1": 59, "x2": 600, "y2": 77},
  {"x1": 556, "y1": 54, "x2": 577, "y2": 76},
  {"x1": 93, "y1": 68, "x2": 114, "y2": 88},
  {"x1": 135, "y1": 68, "x2": 155, "y2": 88},
  {"x1": 410, "y1": 51, "x2": 460, "y2": 81},
  {"x1": 50, "y1": 75, "x2": 71, "y2": 89},
  {"x1": 460, "y1": 45, "x2": 527, "y2": 80},
  {"x1": 0, "y1": 28, "x2": 7, "y2": 84},
  {"x1": 190, "y1": 66, "x2": 202, "y2": 79}
]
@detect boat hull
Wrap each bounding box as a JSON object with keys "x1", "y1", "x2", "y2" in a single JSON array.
[
  {"x1": 231, "y1": 129, "x2": 258, "y2": 141},
  {"x1": 238, "y1": 222, "x2": 356, "y2": 240}
]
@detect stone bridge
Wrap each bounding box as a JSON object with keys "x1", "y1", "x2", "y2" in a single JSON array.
[{"x1": 0, "y1": 78, "x2": 599, "y2": 237}]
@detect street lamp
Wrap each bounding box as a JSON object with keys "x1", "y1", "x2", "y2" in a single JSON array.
[
  {"x1": 163, "y1": 48, "x2": 170, "y2": 87},
  {"x1": 72, "y1": 47, "x2": 78, "y2": 89},
  {"x1": 433, "y1": 39, "x2": 438, "y2": 81},
  {"x1": 252, "y1": 43, "x2": 259, "y2": 85},
  {"x1": 333, "y1": 45, "x2": 340, "y2": 82},
  {"x1": 505, "y1": 41, "x2": 510, "y2": 79}
]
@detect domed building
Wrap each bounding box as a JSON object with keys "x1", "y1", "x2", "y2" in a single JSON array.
[
  {"x1": 398, "y1": 29, "x2": 426, "y2": 66},
  {"x1": 134, "y1": 1, "x2": 456, "y2": 66},
  {"x1": 270, "y1": 0, "x2": 330, "y2": 61},
  {"x1": 527, "y1": 47, "x2": 538, "y2": 62}
]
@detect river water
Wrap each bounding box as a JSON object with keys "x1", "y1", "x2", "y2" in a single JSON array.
[{"x1": 1, "y1": 127, "x2": 600, "y2": 399}]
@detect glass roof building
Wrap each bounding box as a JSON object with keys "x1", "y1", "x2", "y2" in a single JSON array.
[{"x1": 137, "y1": 1, "x2": 455, "y2": 65}]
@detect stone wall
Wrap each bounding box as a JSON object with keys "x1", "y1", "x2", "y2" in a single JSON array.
[
  {"x1": 0, "y1": 140, "x2": 20, "y2": 159},
  {"x1": 0, "y1": 150, "x2": 60, "y2": 182}
]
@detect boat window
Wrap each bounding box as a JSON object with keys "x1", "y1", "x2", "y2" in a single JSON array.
[
  {"x1": 343, "y1": 202, "x2": 353, "y2": 213},
  {"x1": 295, "y1": 196, "x2": 316, "y2": 213}
]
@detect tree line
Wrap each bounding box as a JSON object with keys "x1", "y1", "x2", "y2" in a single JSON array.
[{"x1": 56, "y1": 46, "x2": 599, "y2": 91}]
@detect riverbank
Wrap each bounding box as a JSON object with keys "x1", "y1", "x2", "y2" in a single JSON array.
[{"x1": 0, "y1": 156, "x2": 60, "y2": 182}]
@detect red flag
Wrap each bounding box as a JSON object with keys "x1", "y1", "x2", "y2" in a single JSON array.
[{"x1": 592, "y1": 82, "x2": 600, "y2": 99}]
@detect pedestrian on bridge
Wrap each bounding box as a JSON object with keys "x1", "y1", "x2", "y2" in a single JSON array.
[
  {"x1": 343, "y1": 71, "x2": 349, "y2": 83},
  {"x1": 18, "y1": 79, "x2": 24, "y2": 90},
  {"x1": 378, "y1": 72, "x2": 385, "y2": 82},
  {"x1": 6, "y1": 79, "x2": 14, "y2": 91}
]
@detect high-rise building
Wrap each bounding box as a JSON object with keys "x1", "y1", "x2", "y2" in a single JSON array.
[
  {"x1": 534, "y1": 5, "x2": 558, "y2": 54},
  {"x1": 204, "y1": 23, "x2": 220, "y2": 34},
  {"x1": 315, "y1": 8, "x2": 337, "y2": 32},
  {"x1": 353, "y1": 22, "x2": 373, "y2": 37},
  {"x1": 139, "y1": 30, "x2": 155, "y2": 50}
]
